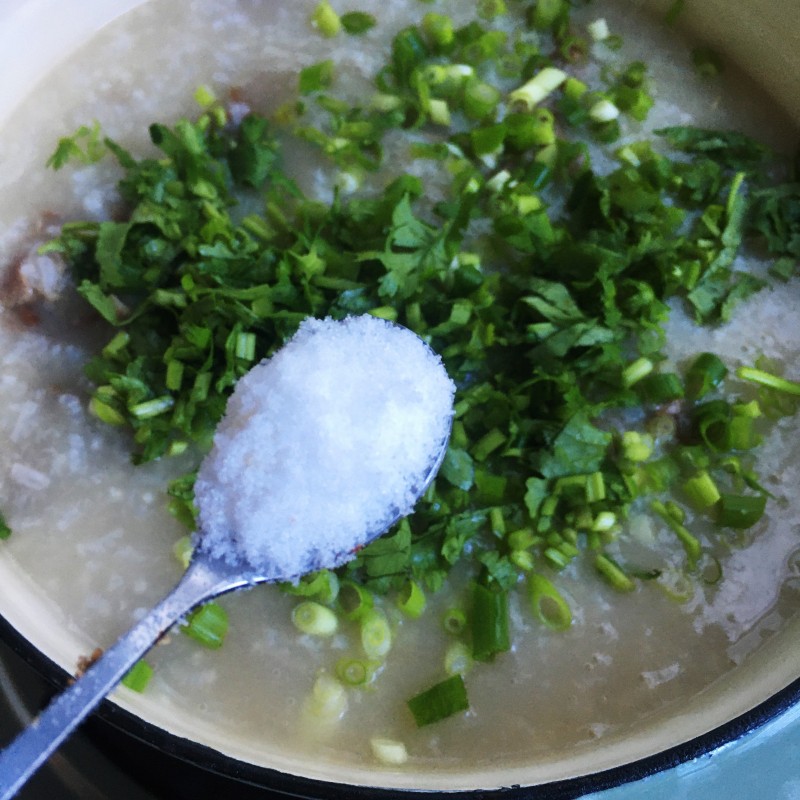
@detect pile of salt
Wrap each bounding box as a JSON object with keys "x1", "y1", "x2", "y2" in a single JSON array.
[{"x1": 194, "y1": 315, "x2": 455, "y2": 577}]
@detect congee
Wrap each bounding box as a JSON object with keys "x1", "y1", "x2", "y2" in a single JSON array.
[{"x1": 1, "y1": 0, "x2": 799, "y2": 785}]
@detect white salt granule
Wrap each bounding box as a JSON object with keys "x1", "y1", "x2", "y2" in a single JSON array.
[{"x1": 194, "y1": 315, "x2": 455, "y2": 577}]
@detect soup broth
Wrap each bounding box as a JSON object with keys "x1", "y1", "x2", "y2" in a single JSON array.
[{"x1": 0, "y1": 0, "x2": 799, "y2": 788}]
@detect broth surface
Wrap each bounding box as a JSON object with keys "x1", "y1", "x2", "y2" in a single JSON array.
[{"x1": 0, "y1": 0, "x2": 799, "y2": 780}]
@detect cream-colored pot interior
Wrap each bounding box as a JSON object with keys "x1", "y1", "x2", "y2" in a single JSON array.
[{"x1": 0, "y1": 0, "x2": 798, "y2": 793}]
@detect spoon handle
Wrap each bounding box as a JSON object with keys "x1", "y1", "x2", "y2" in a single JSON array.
[{"x1": 0, "y1": 556, "x2": 238, "y2": 800}]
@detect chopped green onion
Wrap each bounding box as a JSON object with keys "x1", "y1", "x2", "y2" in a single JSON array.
[
  {"x1": 733, "y1": 399, "x2": 762, "y2": 419},
  {"x1": 595, "y1": 554, "x2": 635, "y2": 592},
  {"x1": 122, "y1": 660, "x2": 154, "y2": 693},
  {"x1": 637, "y1": 372, "x2": 685, "y2": 404},
  {"x1": 471, "y1": 123, "x2": 506, "y2": 158},
  {"x1": 370, "y1": 737, "x2": 408, "y2": 765},
  {"x1": 472, "y1": 428, "x2": 505, "y2": 461},
  {"x1": 299, "y1": 60, "x2": 335, "y2": 94},
  {"x1": 428, "y1": 98, "x2": 452, "y2": 127},
  {"x1": 622, "y1": 357, "x2": 654, "y2": 388},
  {"x1": 737, "y1": 366, "x2": 800, "y2": 396},
  {"x1": 444, "y1": 641, "x2": 474, "y2": 676},
  {"x1": 622, "y1": 431, "x2": 655, "y2": 462},
  {"x1": 193, "y1": 84, "x2": 217, "y2": 108},
  {"x1": 508, "y1": 68, "x2": 568, "y2": 111},
  {"x1": 510, "y1": 548, "x2": 535, "y2": 571},
  {"x1": 683, "y1": 470, "x2": 721, "y2": 510},
  {"x1": 101, "y1": 330, "x2": 129, "y2": 359},
  {"x1": 585, "y1": 471, "x2": 606, "y2": 503},
  {"x1": 128, "y1": 396, "x2": 175, "y2": 420},
  {"x1": 361, "y1": 608, "x2": 392, "y2": 659},
  {"x1": 717, "y1": 493, "x2": 767, "y2": 529},
  {"x1": 283, "y1": 570, "x2": 340, "y2": 604},
  {"x1": 589, "y1": 98, "x2": 620, "y2": 123},
  {"x1": 442, "y1": 607, "x2": 467, "y2": 635},
  {"x1": 396, "y1": 580, "x2": 426, "y2": 618},
  {"x1": 592, "y1": 511, "x2": 617, "y2": 532},
  {"x1": 651, "y1": 499, "x2": 701, "y2": 569},
  {"x1": 338, "y1": 580, "x2": 374, "y2": 621},
  {"x1": 182, "y1": 602, "x2": 228, "y2": 649},
  {"x1": 292, "y1": 601, "x2": 339, "y2": 636},
  {"x1": 233, "y1": 331, "x2": 257, "y2": 361},
  {"x1": 407, "y1": 674, "x2": 469, "y2": 727},
  {"x1": 700, "y1": 554, "x2": 723, "y2": 585},
  {"x1": 528, "y1": 573, "x2": 572, "y2": 630},
  {"x1": 729, "y1": 414, "x2": 759, "y2": 450},
  {"x1": 310, "y1": 0, "x2": 341, "y2": 37},
  {"x1": 463, "y1": 80, "x2": 501, "y2": 121},
  {"x1": 470, "y1": 582, "x2": 510, "y2": 662},
  {"x1": 165, "y1": 360, "x2": 184, "y2": 391},
  {"x1": 336, "y1": 657, "x2": 378, "y2": 686},
  {"x1": 422, "y1": 12, "x2": 454, "y2": 50},
  {"x1": 693, "y1": 400, "x2": 735, "y2": 451},
  {"x1": 686, "y1": 352, "x2": 728, "y2": 399},
  {"x1": 89, "y1": 395, "x2": 126, "y2": 426},
  {"x1": 304, "y1": 673, "x2": 347, "y2": 720},
  {"x1": 656, "y1": 568, "x2": 694, "y2": 602}
]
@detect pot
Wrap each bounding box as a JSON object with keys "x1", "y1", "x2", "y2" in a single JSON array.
[{"x1": 0, "y1": 1, "x2": 798, "y2": 797}]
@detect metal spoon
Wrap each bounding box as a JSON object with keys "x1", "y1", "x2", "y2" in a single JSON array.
[{"x1": 0, "y1": 435, "x2": 449, "y2": 799}]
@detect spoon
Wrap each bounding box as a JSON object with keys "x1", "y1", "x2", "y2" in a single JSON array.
[
  {"x1": 0, "y1": 314, "x2": 454, "y2": 799},
  {"x1": 0, "y1": 433, "x2": 448, "y2": 799}
]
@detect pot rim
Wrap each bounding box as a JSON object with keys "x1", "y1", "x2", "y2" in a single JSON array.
[{"x1": 2, "y1": 611, "x2": 800, "y2": 800}]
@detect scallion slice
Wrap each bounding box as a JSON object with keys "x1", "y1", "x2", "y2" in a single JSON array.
[
  {"x1": 444, "y1": 641, "x2": 474, "y2": 676},
  {"x1": 622, "y1": 357, "x2": 654, "y2": 388},
  {"x1": 370, "y1": 737, "x2": 408, "y2": 765},
  {"x1": 637, "y1": 372, "x2": 685, "y2": 404},
  {"x1": 442, "y1": 607, "x2": 467, "y2": 636},
  {"x1": 181, "y1": 602, "x2": 228, "y2": 649},
  {"x1": 292, "y1": 601, "x2": 339, "y2": 637},
  {"x1": 470, "y1": 582, "x2": 510, "y2": 661},
  {"x1": 594, "y1": 554, "x2": 635, "y2": 592},
  {"x1": 338, "y1": 580, "x2": 374, "y2": 621},
  {"x1": 407, "y1": 674, "x2": 469, "y2": 727},
  {"x1": 310, "y1": 0, "x2": 341, "y2": 37},
  {"x1": 528, "y1": 573, "x2": 572, "y2": 630},
  {"x1": 683, "y1": 470, "x2": 721, "y2": 510},
  {"x1": 121, "y1": 659, "x2": 154, "y2": 693},
  {"x1": 508, "y1": 68, "x2": 568, "y2": 111},
  {"x1": 361, "y1": 608, "x2": 393, "y2": 659},
  {"x1": 686, "y1": 352, "x2": 728, "y2": 399},
  {"x1": 737, "y1": 366, "x2": 800, "y2": 396},
  {"x1": 396, "y1": 580, "x2": 426, "y2": 618},
  {"x1": 336, "y1": 657, "x2": 378, "y2": 687},
  {"x1": 651, "y1": 499, "x2": 701, "y2": 569},
  {"x1": 717, "y1": 493, "x2": 767, "y2": 529},
  {"x1": 304, "y1": 673, "x2": 347, "y2": 720}
]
